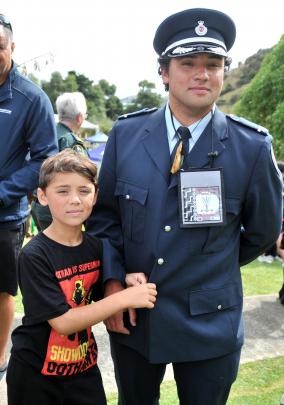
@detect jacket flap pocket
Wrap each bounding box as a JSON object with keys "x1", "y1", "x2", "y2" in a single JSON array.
[
  {"x1": 114, "y1": 180, "x2": 148, "y2": 205},
  {"x1": 189, "y1": 284, "x2": 242, "y2": 316}
]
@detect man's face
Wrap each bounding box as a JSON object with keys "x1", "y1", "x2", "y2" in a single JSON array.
[
  {"x1": 0, "y1": 27, "x2": 14, "y2": 84},
  {"x1": 162, "y1": 53, "x2": 225, "y2": 120}
]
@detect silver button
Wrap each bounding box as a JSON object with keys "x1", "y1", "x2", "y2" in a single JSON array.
[
  {"x1": 125, "y1": 194, "x2": 130, "y2": 199},
  {"x1": 217, "y1": 304, "x2": 222, "y2": 310},
  {"x1": 164, "y1": 225, "x2": 171, "y2": 232},
  {"x1": 157, "y1": 258, "x2": 164, "y2": 265}
]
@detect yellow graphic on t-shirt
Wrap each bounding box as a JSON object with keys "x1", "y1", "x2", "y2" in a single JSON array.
[
  {"x1": 72, "y1": 279, "x2": 85, "y2": 305},
  {"x1": 50, "y1": 342, "x2": 88, "y2": 362}
]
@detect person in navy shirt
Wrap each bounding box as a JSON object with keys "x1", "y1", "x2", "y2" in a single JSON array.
[{"x1": 0, "y1": 14, "x2": 58, "y2": 381}]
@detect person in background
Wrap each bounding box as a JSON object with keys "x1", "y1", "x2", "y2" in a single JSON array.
[
  {"x1": 276, "y1": 161, "x2": 284, "y2": 258},
  {"x1": 87, "y1": 8, "x2": 283, "y2": 405},
  {"x1": 31, "y1": 91, "x2": 88, "y2": 231},
  {"x1": 0, "y1": 13, "x2": 58, "y2": 381},
  {"x1": 276, "y1": 161, "x2": 284, "y2": 304},
  {"x1": 7, "y1": 149, "x2": 157, "y2": 405},
  {"x1": 259, "y1": 161, "x2": 284, "y2": 264}
]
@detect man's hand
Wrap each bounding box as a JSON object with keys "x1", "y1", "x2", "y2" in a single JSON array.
[
  {"x1": 125, "y1": 272, "x2": 148, "y2": 287},
  {"x1": 104, "y1": 279, "x2": 130, "y2": 334}
]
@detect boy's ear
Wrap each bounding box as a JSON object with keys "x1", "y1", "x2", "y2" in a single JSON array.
[{"x1": 37, "y1": 188, "x2": 48, "y2": 206}]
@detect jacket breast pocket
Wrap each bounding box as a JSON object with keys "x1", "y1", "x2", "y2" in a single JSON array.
[
  {"x1": 202, "y1": 198, "x2": 242, "y2": 253},
  {"x1": 115, "y1": 180, "x2": 148, "y2": 243}
]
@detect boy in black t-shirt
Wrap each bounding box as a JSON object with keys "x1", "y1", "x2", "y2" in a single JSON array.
[{"x1": 7, "y1": 149, "x2": 157, "y2": 405}]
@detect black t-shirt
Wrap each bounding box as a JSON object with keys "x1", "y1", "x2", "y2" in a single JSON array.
[{"x1": 11, "y1": 232, "x2": 103, "y2": 378}]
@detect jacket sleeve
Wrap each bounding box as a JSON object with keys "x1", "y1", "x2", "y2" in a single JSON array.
[
  {"x1": 240, "y1": 136, "x2": 283, "y2": 265},
  {"x1": 0, "y1": 91, "x2": 58, "y2": 206},
  {"x1": 86, "y1": 125, "x2": 126, "y2": 284}
]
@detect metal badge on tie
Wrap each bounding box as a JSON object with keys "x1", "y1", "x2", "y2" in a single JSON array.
[
  {"x1": 171, "y1": 142, "x2": 183, "y2": 174},
  {"x1": 170, "y1": 127, "x2": 191, "y2": 174}
]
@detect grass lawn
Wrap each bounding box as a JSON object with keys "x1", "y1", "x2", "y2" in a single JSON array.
[
  {"x1": 106, "y1": 356, "x2": 284, "y2": 404},
  {"x1": 241, "y1": 259, "x2": 283, "y2": 296}
]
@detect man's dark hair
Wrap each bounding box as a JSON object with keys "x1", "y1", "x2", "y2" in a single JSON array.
[{"x1": 157, "y1": 57, "x2": 170, "y2": 91}]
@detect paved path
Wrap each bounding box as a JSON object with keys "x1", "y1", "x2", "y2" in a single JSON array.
[{"x1": 1, "y1": 294, "x2": 284, "y2": 403}]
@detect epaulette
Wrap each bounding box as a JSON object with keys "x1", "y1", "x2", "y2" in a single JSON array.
[
  {"x1": 118, "y1": 107, "x2": 158, "y2": 120},
  {"x1": 227, "y1": 114, "x2": 269, "y2": 135}
]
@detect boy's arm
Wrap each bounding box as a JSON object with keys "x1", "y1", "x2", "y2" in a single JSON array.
[{"x1": 48, "y1": 283, "x2": 157, "y2": 335}]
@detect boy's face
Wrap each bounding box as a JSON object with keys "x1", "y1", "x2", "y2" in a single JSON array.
[{"x1": 37, "y1": 172, "x2": 97, "y2": 228}]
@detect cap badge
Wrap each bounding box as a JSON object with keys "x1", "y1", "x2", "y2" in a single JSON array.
[{"x1": 195, "y1": 20, "x2": 207, "y2": 36}]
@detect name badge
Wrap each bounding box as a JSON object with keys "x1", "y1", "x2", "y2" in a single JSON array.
[{"x1": 178, "y1": 168, "x2": 226, "y2": 228}]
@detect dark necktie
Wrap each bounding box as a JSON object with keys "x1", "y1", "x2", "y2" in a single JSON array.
[{"x1": 171, "y1": 126, "x2": 192, "y2": 174}]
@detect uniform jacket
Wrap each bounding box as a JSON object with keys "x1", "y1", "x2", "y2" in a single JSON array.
[
  {"x1": 87, "y1": 106, "x2": 282, "y2": 363},
  {"x1": 0, "y1": 62, "x2": 58, "y2": 225},
  {"x1": 56, "y1": 122, "x2": 88, "y2": 156}
]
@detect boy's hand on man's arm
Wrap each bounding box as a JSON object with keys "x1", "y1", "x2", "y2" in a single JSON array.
[{"x1": 122, "y1": 283, "x2": 157, "y2": 309}]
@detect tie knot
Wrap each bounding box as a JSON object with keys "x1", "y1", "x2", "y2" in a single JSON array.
[{"x1": 178, "y1": 126, "x2": 191, "y2": 141}]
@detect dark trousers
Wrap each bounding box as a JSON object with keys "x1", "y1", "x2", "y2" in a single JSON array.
[
  {"x1": 0, "y1": 223, "x2": 26, "y2": 295},
  {"x1": 110, "y1": 337, "x2": 241, "y2": 405},
  {"x1": 7, "y1": 356, "x2": 107, "y2": 405}
]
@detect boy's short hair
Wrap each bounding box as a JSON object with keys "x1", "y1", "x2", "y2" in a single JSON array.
[{"x1": 39, "y1": 149, "x2": 98, "y2": 190}]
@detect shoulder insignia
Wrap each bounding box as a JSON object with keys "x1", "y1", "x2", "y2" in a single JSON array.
[
  {"x1": 227, "y1": 114, "x2": 269, "y2": 135},
  {"x1": 118, "y1": 107, "x2": 158, "y2": 120}
]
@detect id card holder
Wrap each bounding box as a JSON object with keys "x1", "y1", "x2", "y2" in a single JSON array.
[{"x1": 178, "y1": 168, "x2": 226, "y2": 228}]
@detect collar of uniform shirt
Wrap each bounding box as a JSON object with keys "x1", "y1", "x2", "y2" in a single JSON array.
[{"x1": 165, "y1": 103, "x2": 215, "y2": 154}]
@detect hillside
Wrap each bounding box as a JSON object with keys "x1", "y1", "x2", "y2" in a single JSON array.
[{"x1": 217, "y1": 48, "x2": 271, "y2": 113}]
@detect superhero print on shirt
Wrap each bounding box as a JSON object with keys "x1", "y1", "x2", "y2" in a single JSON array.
[{"x1": 41, "y1": 260, "x2": 100, "y2": 377}]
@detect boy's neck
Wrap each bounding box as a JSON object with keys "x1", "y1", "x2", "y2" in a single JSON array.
[{"x1": 43, "y1": 224, "x2": 83, "y2": 246}]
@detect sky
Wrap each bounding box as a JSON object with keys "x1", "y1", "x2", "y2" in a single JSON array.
[{"x1": 2, "y1": 0, "x2": 284, "y2": 98}]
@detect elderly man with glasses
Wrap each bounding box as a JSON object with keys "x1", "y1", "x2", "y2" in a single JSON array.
[{"x1": 0, "y1": 14, "x2": 58, "y2": 381}]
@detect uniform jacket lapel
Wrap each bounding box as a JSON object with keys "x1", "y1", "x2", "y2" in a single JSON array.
[{"x1": 141, "y1": 107, "x2": 171, "y2": 183}]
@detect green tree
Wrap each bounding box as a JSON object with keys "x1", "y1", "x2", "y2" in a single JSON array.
[
  {"x1": 64, "y1": 72, "x2": 79, "y2": 92},
  {"x1": 105, "y1": 95, "x2": 123, "y2": 120},
  {"x1": 233, "y1": 35, "x2": 284, "y2": 159},
  {"x1": 70, "y1": 72, "x2": 95, "y2": 99},
  {"x1": 124, "y1": 80, "x2": 163, "y2": 113},
  {"x1": 135, "y1": 80, "x2": 163, "y2": 109},
  {"x1": 99, "y1": 79, "x2": 116, "y2": 97},
  {"x1": 42, "y1": 71, "x2": 65, "y2": 110},
  {"x1": 98, "y1": 79, "x2": 123, "y2": 120}
]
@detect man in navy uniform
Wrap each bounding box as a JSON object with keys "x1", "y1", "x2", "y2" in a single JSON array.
[{"x1": 87, "y1": 8, "x2": 283, "y2": 404}]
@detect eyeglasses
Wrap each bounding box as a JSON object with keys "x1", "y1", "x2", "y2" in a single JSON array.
[{"x1": 0, "y1": 15, "x2": 13, "y2": 32}]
